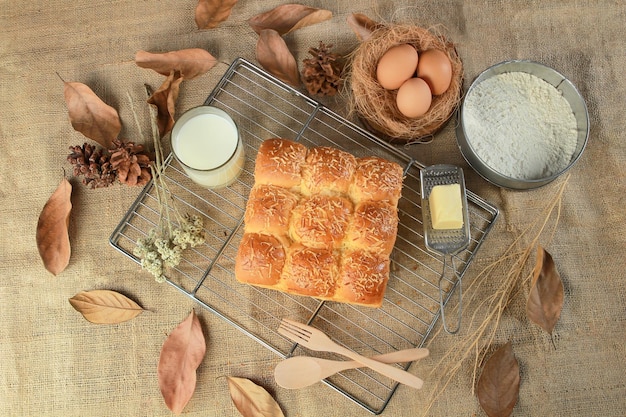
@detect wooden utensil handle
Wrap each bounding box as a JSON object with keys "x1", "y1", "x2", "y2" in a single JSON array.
[
  {"x1": 371, "y1": 348, "x2": 429, "y2": 364},
  {"x1": 334, "y1": 345, "x2": 424, "y2": 389},
  {"x1": 333, "y1": 348, "x2": 429, "y2": 374}
]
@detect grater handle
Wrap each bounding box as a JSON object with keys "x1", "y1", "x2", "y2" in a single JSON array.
[{"x1": 438, "y1": 255, "x2": 462, "y2": 335}]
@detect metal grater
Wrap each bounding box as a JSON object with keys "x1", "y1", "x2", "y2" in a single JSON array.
[{"x1": 420, "y1": 164, "x2": 471, "y2": 334}]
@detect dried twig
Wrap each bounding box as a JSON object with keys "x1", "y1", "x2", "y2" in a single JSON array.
[{"x1": 422, "y1": 175, "x2": 569, "y2": 416}]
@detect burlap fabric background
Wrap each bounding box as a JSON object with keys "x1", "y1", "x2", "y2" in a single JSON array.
[{"x1": 1, "y1": 1, "x2": 625, "y2": 416}]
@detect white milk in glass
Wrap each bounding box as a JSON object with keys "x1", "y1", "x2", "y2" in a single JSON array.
[{"x1": 171, "y1": 106, "x2": 244, "y2": 188}]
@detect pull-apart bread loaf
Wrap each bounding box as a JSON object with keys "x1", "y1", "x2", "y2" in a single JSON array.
[{"x1": 235, "y1": 138, "x2": 403, "y2": 307}]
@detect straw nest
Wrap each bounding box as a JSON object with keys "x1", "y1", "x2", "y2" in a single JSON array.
[{"x1": 347, "y1": 24, "x2": 463, "y2": 144}]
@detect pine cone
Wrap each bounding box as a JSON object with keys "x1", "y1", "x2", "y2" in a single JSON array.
[
  {"x1": 68, "y1": 143, "x2": 95, "y2": 177},
  {"x1": 67, "y1": 143, "x2": 116, "y2": 188},
  {"x1": 109, "y1": 139, "x2": 152, "y2": 187},
  {"x1": 301, "y1": 42, "x2": 344, "y2": 97}
]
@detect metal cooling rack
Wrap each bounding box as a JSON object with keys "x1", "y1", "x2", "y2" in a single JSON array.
[{"x1": 109, "y1": 58, "x2": 499, "y2": 415}]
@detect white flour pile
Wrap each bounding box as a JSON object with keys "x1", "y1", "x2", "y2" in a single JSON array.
[{"x1": 463, "y1": 71, "x2": 578, "y2": 180}]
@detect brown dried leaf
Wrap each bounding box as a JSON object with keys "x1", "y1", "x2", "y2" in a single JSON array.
[
  {"x1": 227, "y1": 376, "x2": 285, "y2": 417},
  {"x1": 135, "y1": 48, "x2": 217, "y2": 80},
  {"x1": 255, "y1": 29, "x2": 300, "y2": 87},
  {"x1": 346, "y1": 13, "x2": 383, "y2": 42},
  {"x1": 476, "y1": 342, "x2": 520, "y2": 417},
  {"x1": 63, "y1": 81, "x2": 121, "y2": 148},
  {"x1": 36, "y1": 178, "x2": 72, "y2": 276},
  {"x1": 68, "y1": 290, "x2": 144, "y2": 324},
  {"x1": 248, "y1": 4, "x2": 332, "y2": 36},
  {"x1": 195, "y1": 0, "x2": 238, "y2": 29},
  {"x1": 147, "y1": 71, "x2": 183, "y2": 137},
  {"x1": 158, "y1": 310, "x2": 206, "y2": 415},
  {"x1": 527, "y1": 246, "x2": 564, "y2": 335}
]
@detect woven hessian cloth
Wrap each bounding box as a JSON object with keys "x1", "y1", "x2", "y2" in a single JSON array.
[{"x1": 1, "y1": 1, "x2": 625, "y2": 416}]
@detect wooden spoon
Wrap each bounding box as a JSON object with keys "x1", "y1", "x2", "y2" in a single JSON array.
[{"x1": 274, "y1": 347, "x2": 429, "y2": 389}]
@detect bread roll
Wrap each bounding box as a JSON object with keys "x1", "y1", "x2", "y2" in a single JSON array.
[
  {"x1": 349, "y1": 156, "x2": 404, "y2": 205},
  {"x1": 336, "y1": 250, "x2": 390, "y2": 307},
  {"x1": 244, "y1": 184, "x2": 299, "y2": 236},
  {"x1": 282, "y1": 244, "x2": 338, "y2": 297},
  {"x1": 235, "y1": 233, "x2": 285, "y2": 286},
  {"x1": 235, "y1": 139, "x2": 404, "y2": 308},
  {"x1": 254, "y1": 138, "x2": 307, "y2": 189},
  {"x1": 345, "y1": 200, "x2": 399, "y2": 256},
  {"x1": 301, "y1": 146, "x2": 356, "y2": 196},
  {"x1": 289, "y1": 195, "x2": 353, "y2": 250}
]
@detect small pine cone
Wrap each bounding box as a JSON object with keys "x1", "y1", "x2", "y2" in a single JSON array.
[
  {"x1": 68, "y1": 143, "x2": 96, "y2": 177},
  {"x1": 109, "y1": 139, "x2": 153, "y2": 186},
  {"x1": 85, "y1": 154, "x2": 117, "y2": 189},
  {"x1": 68, "y1": 143, "x2": 116, "y2": 188},
  {"x1": 301, "y1": 42, "x2": 344, "y2": 97}
]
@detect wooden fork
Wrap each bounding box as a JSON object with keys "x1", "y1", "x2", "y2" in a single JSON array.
[{"x1": 278, "y1": 318, "x2": 424, "y2": 389}]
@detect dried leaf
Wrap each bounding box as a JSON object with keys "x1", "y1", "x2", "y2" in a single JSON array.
[
  {"x1": 476, "y1": 342, "x2": 520, "y2": 417},
  {"x1": 68, "y1": 290, "x2": 144, "y2": 324},
  {"x1": 227, "y1": 376, "x2": 285, "y2": 417},
  {"x1": 158, "y1": 310, "x2": 206, "y2": 415},
  {"x1": 347, "y1": 13, "x2": 383, "y2": 42},
  {"x1": 248, "y1": 4, "x2": 332, "y2": 36},
  {"x1": 255, "y1": 29, "x2": 300, "y2": 87},
  {"x1": 135, "y1": 48, "x2": 217, "y2": 80},
  {"x1": 527, "y1": 246, "x2": 564, "y2": 335},
  {"x1": 63, "y1": 81, "x2": 121, "y2": 148},
  {"x1": 147, "y1": 71, "x2": 183, "y2": 137},
  {"x1": 36, "y1": 178, "x2": 72, "y2": 275},
  {"x1": 195, "y1": 0, "x2": 238, "y2": 29}
]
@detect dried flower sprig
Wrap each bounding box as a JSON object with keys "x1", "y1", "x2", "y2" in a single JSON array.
[{"x1": 132, "y1": 86, "x2": 205, "y2": 282}]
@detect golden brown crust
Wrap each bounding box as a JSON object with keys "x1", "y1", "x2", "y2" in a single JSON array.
[
  {"x1": 289, "y1": 195, "x2": 353, "y2": 250},
  {"x1": 254, "y1": 138, "x2": 307, "y2": 189},
  {"x1": 235, "y1": 233, "x2": 286, "y2": 286},
  {"x1": 301, "y1": 146, "x2": 357, "y2": 196},
  {"x1": 349, "y1": 156, "x2": 404, "y2": 205},
  {"x1": 235, "y1": 139, "x2": 404, "y2": 308},
  {"x1": 282, "y1": 244, "x2": 338, "y2": 297},
  {"x1": 345, "y1": 200, "x2": 399, "y2": 256},
  {"x1": 244, "y1": 184, "x2": 299, "y2": 236},
  {"x1": 336, "y1": 250, "x2": 390, "y2": 307}
]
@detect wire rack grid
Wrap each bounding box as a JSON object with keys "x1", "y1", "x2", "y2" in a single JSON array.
[{"x1": 109, "y1": 58, "x2": 499, "y2": 415}]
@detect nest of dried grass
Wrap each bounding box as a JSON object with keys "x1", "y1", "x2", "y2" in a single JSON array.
[{"x1": 347, "y1": 24, "x2": 463, "y2": 144}]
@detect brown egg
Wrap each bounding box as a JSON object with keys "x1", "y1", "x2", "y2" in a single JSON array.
[
  {"x1": 376, "y1": 44, "x2": 419, "y2": 90},
  {"x1": 396, "y1": 77, "x2": 432, "y2": 118},
  {"x1": 417, "y1": 49, "x2": 453, "y2": 95}
]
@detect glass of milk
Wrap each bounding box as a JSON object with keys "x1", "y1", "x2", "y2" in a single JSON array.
[{"x1": 170, "y1": 106, "x2": 245, "y2": 189}]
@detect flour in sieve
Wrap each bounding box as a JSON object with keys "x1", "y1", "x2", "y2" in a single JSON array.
[{"x1": 463, "y1": 71, "x2": 578, "y2": 180}]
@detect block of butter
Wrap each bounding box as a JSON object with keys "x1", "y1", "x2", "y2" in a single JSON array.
[{"x1": 429, "y1": 183, "x2": 463, "y2": 230}]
